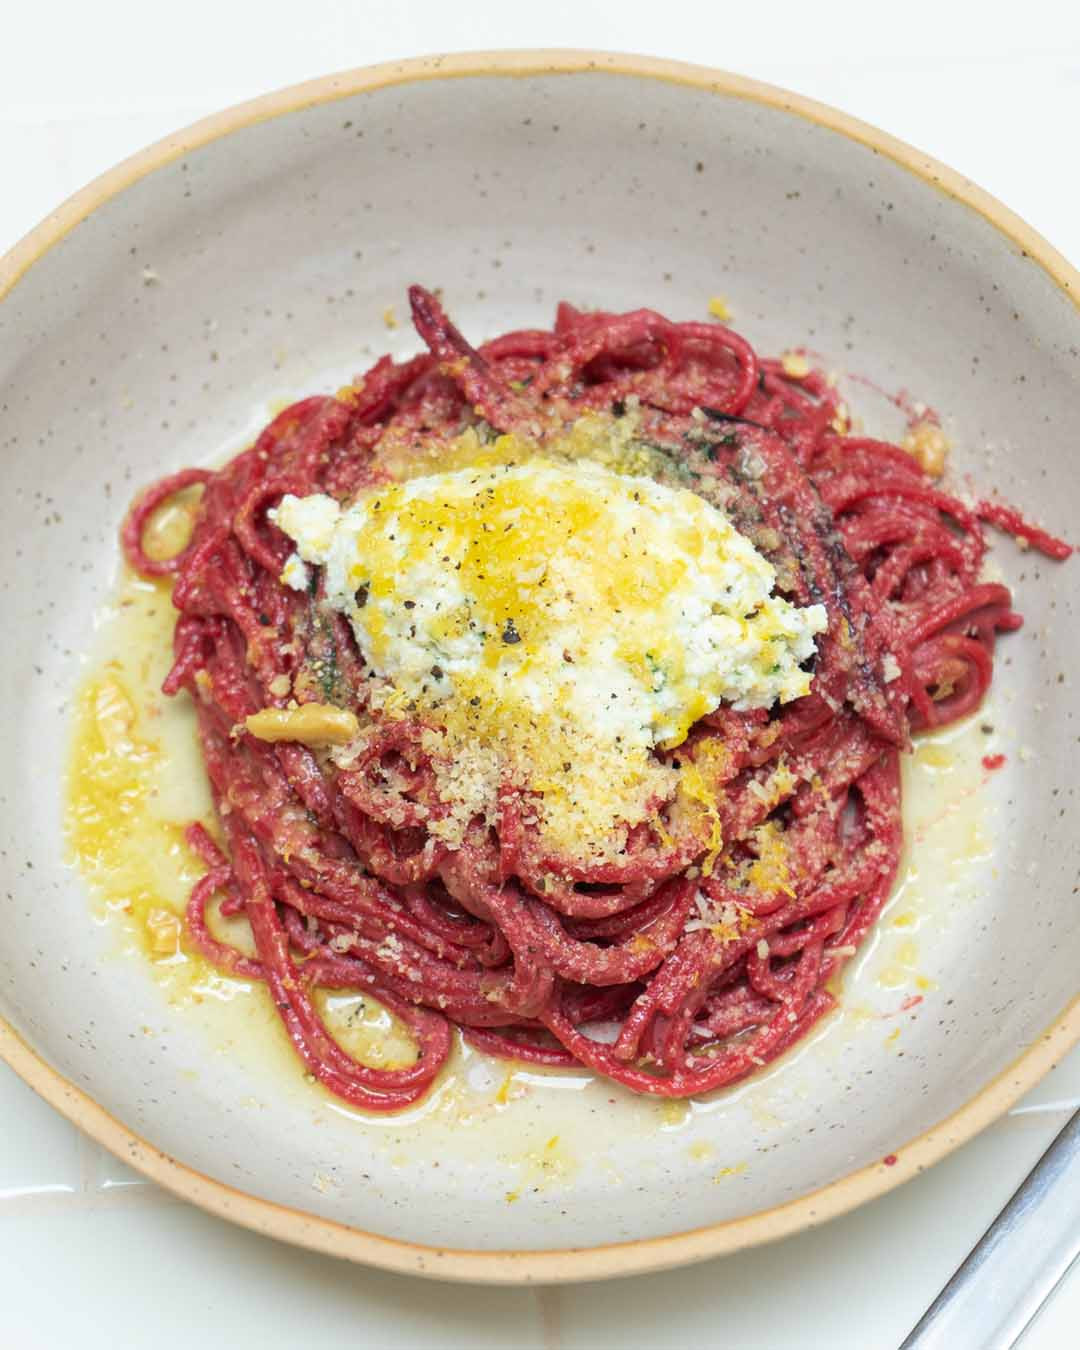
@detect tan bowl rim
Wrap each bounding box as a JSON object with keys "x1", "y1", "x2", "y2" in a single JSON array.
[{"x1": 3, "y1": 49, "x2": 1079, "y2": 1285}]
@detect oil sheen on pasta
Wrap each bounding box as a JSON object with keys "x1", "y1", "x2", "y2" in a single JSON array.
[{"x1": 67, "y1": 532, "x2": 1003, "y2": 1174}]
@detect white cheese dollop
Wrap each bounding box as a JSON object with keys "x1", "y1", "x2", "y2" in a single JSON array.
[{"x1": 271, "y1": 456, "x2": 826, "y2": 858}]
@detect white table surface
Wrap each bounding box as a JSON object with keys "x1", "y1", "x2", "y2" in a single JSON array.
[{"x1": 3, "y1": 4, "x2": 1079, "y2": 1346}]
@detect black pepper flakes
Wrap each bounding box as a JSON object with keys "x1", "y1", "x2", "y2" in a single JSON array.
[{"x1": 501, "y1": 618, "x2": 521, "y2": 645}]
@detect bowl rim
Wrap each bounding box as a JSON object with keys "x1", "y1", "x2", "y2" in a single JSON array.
[{"x1": 3, "y1": 47, "x2": 1079, "y2": 1285}]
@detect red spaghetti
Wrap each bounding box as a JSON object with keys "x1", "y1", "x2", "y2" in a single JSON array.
[{"x1": 123, "y1": 287, "x2": 1070, "y2": 1110}]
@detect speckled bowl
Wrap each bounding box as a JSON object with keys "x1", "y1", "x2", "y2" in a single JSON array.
[{"x1": 1, "y1": 51, "x2": 1078, "y2": 1283}]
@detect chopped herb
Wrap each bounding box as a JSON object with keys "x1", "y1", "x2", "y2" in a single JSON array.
[
  {"x1": 702, "y1": 437, "x2": 739, "y2": 464},
  {"x1": 316, "y1": 631, "x2": 339, "y2": 699},
  {"x1": 638, "y1": 438, "x2": 701, "y2": 483},
  {"x1": 701, "y1": 407, "x2": 769, "y2": 430},
  {"x1": 705, "y1": 432, "x2": 740, "y2": 461}
]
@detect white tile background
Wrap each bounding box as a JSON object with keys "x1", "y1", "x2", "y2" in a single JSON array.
[{"x1": 3, "y1": 3, "x2": 1080, "y2": 1346}]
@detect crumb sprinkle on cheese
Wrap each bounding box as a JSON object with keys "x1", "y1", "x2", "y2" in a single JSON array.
[{"x1": 271, "y1": 417, "x2": 826, "y2": 862}]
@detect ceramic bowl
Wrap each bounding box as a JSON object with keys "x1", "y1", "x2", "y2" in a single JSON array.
[{"x1": 1, "y1": 51, "x2": 1078, "y2": 1283}]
